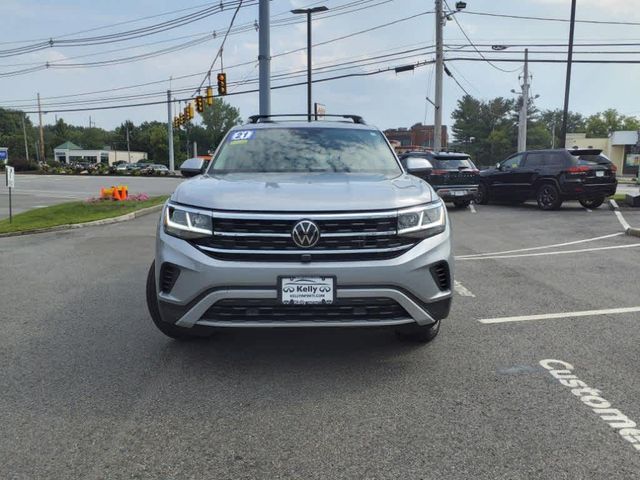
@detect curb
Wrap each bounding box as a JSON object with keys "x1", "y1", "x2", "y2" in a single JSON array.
[
  {"x1": 609, "y1": 199, "x2": 640, "y2": 237},
  {"x1": 0, "y1": 204, "x2": 163, "y2": 238}
]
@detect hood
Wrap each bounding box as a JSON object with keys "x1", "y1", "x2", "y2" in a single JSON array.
[{"x1": 171, "y1": 172, "x2": 435, "y2": 212}]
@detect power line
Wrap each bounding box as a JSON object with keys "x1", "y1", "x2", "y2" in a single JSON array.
[
  {"x1": 0, "y1": 0, "x2": 256, "y2": 58},
  {"x1": 444, "y1": 0, "x2": 521, "y2": 73},
  {"x1": 193, "y1": 0, "x2": 244, "y2": 96},
  {"x1": 462, "y1": 10, "x2": 640, "y2": 27},
  {"x1": 19, "y1": 60, "x2": 435, "y2": 114},
  {"x1": 443, "y1": 63, "x2": 470, "y2": 95}
]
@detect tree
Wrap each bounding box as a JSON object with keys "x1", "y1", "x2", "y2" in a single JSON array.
[
  {"x1": 451, "y1": 95, "x2": 516, "y2": 167},
  {"x1": 585, "y1": 109, "x2": 640, "y2": 138},
  {"x1": 199, "y1": 98, "x2": 242, "y2": 150},
  {"x1": 0, "y1": 108, "x2": 36, "y2": 164}
]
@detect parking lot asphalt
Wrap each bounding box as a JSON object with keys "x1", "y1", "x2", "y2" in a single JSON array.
[
  {"x1": 0, "y1": 174, "x2": 183, "y2": 218},
  {"x1": 1, "y1": 200, "x2": 640, "y2": 479}
]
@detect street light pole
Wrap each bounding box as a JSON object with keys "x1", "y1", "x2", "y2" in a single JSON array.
[
  {"x1": 434, "y1": 0, "x2": 444, "y2": 152},
  {"x1": 291, "y1": 6, "x2": 328, "y2": 122}
]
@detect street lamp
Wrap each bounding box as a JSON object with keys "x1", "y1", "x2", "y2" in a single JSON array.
[{"x1": 291, "y1": 5, "x2": 328, "y2": 122}]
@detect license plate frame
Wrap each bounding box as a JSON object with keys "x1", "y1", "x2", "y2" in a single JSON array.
[
  {"x1": 278, "y1": 276, "x2": 337, "y2": 305},
  {"x1": 596, "y1": 170, "x2": 605, "y2": 177}
]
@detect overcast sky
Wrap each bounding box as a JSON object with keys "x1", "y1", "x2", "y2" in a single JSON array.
[{"x1": 1, "y1": 0, "x2": 639, "y2": 135}]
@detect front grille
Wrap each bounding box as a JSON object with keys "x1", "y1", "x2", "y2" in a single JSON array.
[
  {"x1": 159, "y1": 263, "x2": 180, "y2": 293},
  {"x1": 430, "y1": 262, "x2": 450, "y2": 291},
  {"x1": 202, "y1": 298, "x2": 410, "y2": 323},
  {"x1": 192, "y1": 212, "x2": 418, "y2": 262}
]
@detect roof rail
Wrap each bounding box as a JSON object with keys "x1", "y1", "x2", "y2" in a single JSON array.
[{"x1": 247, "y1": 114, "x2": 366, "y2": 125}]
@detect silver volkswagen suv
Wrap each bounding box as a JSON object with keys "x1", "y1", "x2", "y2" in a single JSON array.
[{"x1": 147, "y1": 115, "x2": 453, "y2": 342}]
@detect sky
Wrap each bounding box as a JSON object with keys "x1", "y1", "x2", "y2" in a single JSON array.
[{"x1": 1, "y1": 0, "x2": 639, "y2": 137}]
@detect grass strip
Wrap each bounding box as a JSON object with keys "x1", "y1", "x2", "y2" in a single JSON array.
[{"x1": 0, "y1": 196, "x2": 168, "y2": 234}]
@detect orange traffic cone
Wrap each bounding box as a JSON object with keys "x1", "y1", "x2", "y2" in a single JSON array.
[{"x1": 112, "y1": 186, "x2": 122, "y2": 201}]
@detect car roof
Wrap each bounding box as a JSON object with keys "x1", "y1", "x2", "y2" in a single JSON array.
[{"x1": 230, "y1": 120, "x2": 376, "y2": 131}]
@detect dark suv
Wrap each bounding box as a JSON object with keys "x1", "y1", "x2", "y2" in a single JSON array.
[
  {"x1": 398, "y1": 151, "x2": 479, "y2": 208},
  {"x1": 476, "y1": 148, "x2": 617, "y2": 210}
]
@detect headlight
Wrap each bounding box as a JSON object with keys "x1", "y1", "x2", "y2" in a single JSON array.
[
  {"x1": 164, "y1": 204, "x2": 213, "y2": 239},
  {"x1": 397, "y1": 201, "x2": 446, "y2": 238}
]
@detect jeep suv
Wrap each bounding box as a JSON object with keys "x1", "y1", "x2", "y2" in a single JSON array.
[
  {"x1": 398, "y1": 151, "x2": 479, "y2": 208},
  {"x1": 476, "y1": 148, "x2": 617, "y2": 210},
  {"x1": 147, "y1": 115, "x2": 453, "y2": 343}
]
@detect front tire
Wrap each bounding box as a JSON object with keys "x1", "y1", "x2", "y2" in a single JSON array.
[
  {"x1": 536, "y1": 183, "x2": 563, "y2": 210},
  {"x1": 395, "y1": 321, "x2": 440, "y2": 343},
  {"x1": 579, "y1": 196, "x2": 605, "y2": 209},
  {"x1": 146, "y1": 261, "x2": 211, "y2": 340}
]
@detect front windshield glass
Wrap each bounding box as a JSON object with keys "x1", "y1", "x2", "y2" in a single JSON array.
[{"x1": 210, "y1": 127, "x2": 401, "y2": 174}]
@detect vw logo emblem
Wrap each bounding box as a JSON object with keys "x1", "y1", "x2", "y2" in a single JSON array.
[{"x1": 291, "y1": 220, "x2": 320, "y2": 248}]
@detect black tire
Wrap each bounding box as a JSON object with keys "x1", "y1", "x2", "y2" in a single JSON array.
[
  {"x1": 395, "y1": 321, "x2": 440, "y2": 343},
  {"x1": 146, "y1": 261, "x2": 211, "y2": 340},
  {"x1": 476, "y1": 182, "x2": 489, "y2": 205},
  {"x1": 453, "y1": 199, "x2": 471, "y2": 208},
  {"x1": 579, "y1": 196, "x2": 605, "y2": 209},
  {"x1": 536, "y1": 183, "x2": 563, "y2": 210}
]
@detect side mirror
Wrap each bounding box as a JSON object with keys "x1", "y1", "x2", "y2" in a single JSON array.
[
  {"x1": 405, "y1": 157, "x2": 433, "y2": 175},
  {"x1": 180, "y1": 158, "x2": 205, "y2": 178},
  {"x1": 496, "y1": 162, "x2": 501, "y2": 170}
]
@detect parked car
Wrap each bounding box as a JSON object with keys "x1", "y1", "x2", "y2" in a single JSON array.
[
  {"x1": 398, "y1": 151, "x2": 480, "y2": 208},
  {"x1": 147, "y1": 115, "x2": 453, "y2": 343},
  {"x1": 476, "y1": 148, "x2": 617, "y2": 210},
  {"x1": 143, "y1": 164, "x2": 169, "y2": 175},
  {"x1": 115, "y1": 163, "x2": 129, "y2": 172}
]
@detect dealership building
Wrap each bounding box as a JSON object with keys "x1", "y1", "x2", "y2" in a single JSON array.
[{"x1": 53, "y1": 141, "x2": 148, "y2": 166}]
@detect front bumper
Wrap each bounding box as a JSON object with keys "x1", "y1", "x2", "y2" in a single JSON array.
[{"x1": 154, "y1": 218, "x2": 453, "y2": 329}]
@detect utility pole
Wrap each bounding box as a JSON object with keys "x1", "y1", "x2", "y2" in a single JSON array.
[
  {"x1": 258, "y1": 0, "x2": 271, "y2": 116},
  {"x1": 126, "y1": 123, "x2": 131, "y2": 164},
  {"x1": 21, "y1": 113, "x2": 29, "y2": 161},
  {"x1": 517, "y1": 48, "x2": 530, "y2": 152},
  {"x1": 37, "y1": 93, "x2": 45, "y2": 162},
  {"x1": 434, "y1": 0, "x2": 444, "y2": 152},
  {"x1": 193, "y1": 141, "x2": 198, "y2": 157},
  {"x1": 560, "y1": 0, "x2": 577, "y2": 148},
  {"x1": 167, "y1": 90, "x2": 175, "y2": 171}
]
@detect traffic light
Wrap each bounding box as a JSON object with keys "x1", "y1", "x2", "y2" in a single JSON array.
[
  {"x1": 206, "y1": 86, "x2": 214, "y2": 106},
  {"x1": 217, "y1": 72, "x2": 227, "y2": 96},
  {"x1": 188, "y1": 102, "x2": 194, "y2": 120},
  {"x1": 173, "y1": 117, "x2": 179, "y2": 128},
  {"x1": 195, "y1": 95, "x2": 204, "y2": 113},
  {"x1": 179, "y1": 113, "x2": 185, "y2": 125}
]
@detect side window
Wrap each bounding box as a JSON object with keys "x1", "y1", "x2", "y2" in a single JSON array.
[
  {"x1": 524, "y1": 153, "x2": 546, "y2": 167},
  {"x1": 502, "y1": 154, "x2": 524, "y2": 169},
  {"x1": 548, "y1": 152, "x2": 568, "y2": 166}
]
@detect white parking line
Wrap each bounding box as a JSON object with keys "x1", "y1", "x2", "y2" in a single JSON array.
[
  {"x1": 456, "y1": 232, "x2": 624, "y2": 259},
  {"x1": 457, "y1": 242, "x2": 640, "y2": 261},
  {"x1": 479, "y1": 306, "x2": 640, "y2": 324},
  {"x1": 468, "y1": 203, "x2": 477, "y2": 214},
  {"x1": 453, "y1": 280, "x2": 475, "y2": 297}
]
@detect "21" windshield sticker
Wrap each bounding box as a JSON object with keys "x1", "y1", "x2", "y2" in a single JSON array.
[{"x1": 229, "y1": 130, "x2": 254, "y2": 145}]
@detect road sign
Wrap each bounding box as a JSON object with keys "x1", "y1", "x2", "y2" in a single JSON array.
[
  {"x1": 5, "y1": 165, "x2": 14, "y2": 223},
  {"x1": 314, "y1": 102, "x2": 326, "y2": 120},
  {"x1": 6, "y1": 165, "x2": 15, "y2": 188},
  {"x1": 0, "y1": 147, "x2": 7, "y2": 164}
]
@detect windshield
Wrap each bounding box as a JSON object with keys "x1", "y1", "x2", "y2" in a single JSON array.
[
  {"x1": 432, "y1": 158, "x2": 474, "y2": 169},
  {"x1": 210, "y1": 127, "x2": 401, "y2": 174}
]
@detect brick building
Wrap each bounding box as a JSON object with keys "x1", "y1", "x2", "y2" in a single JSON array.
[{"x1": 383, "y1": 123, "x2": 448, "y2": 151}]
